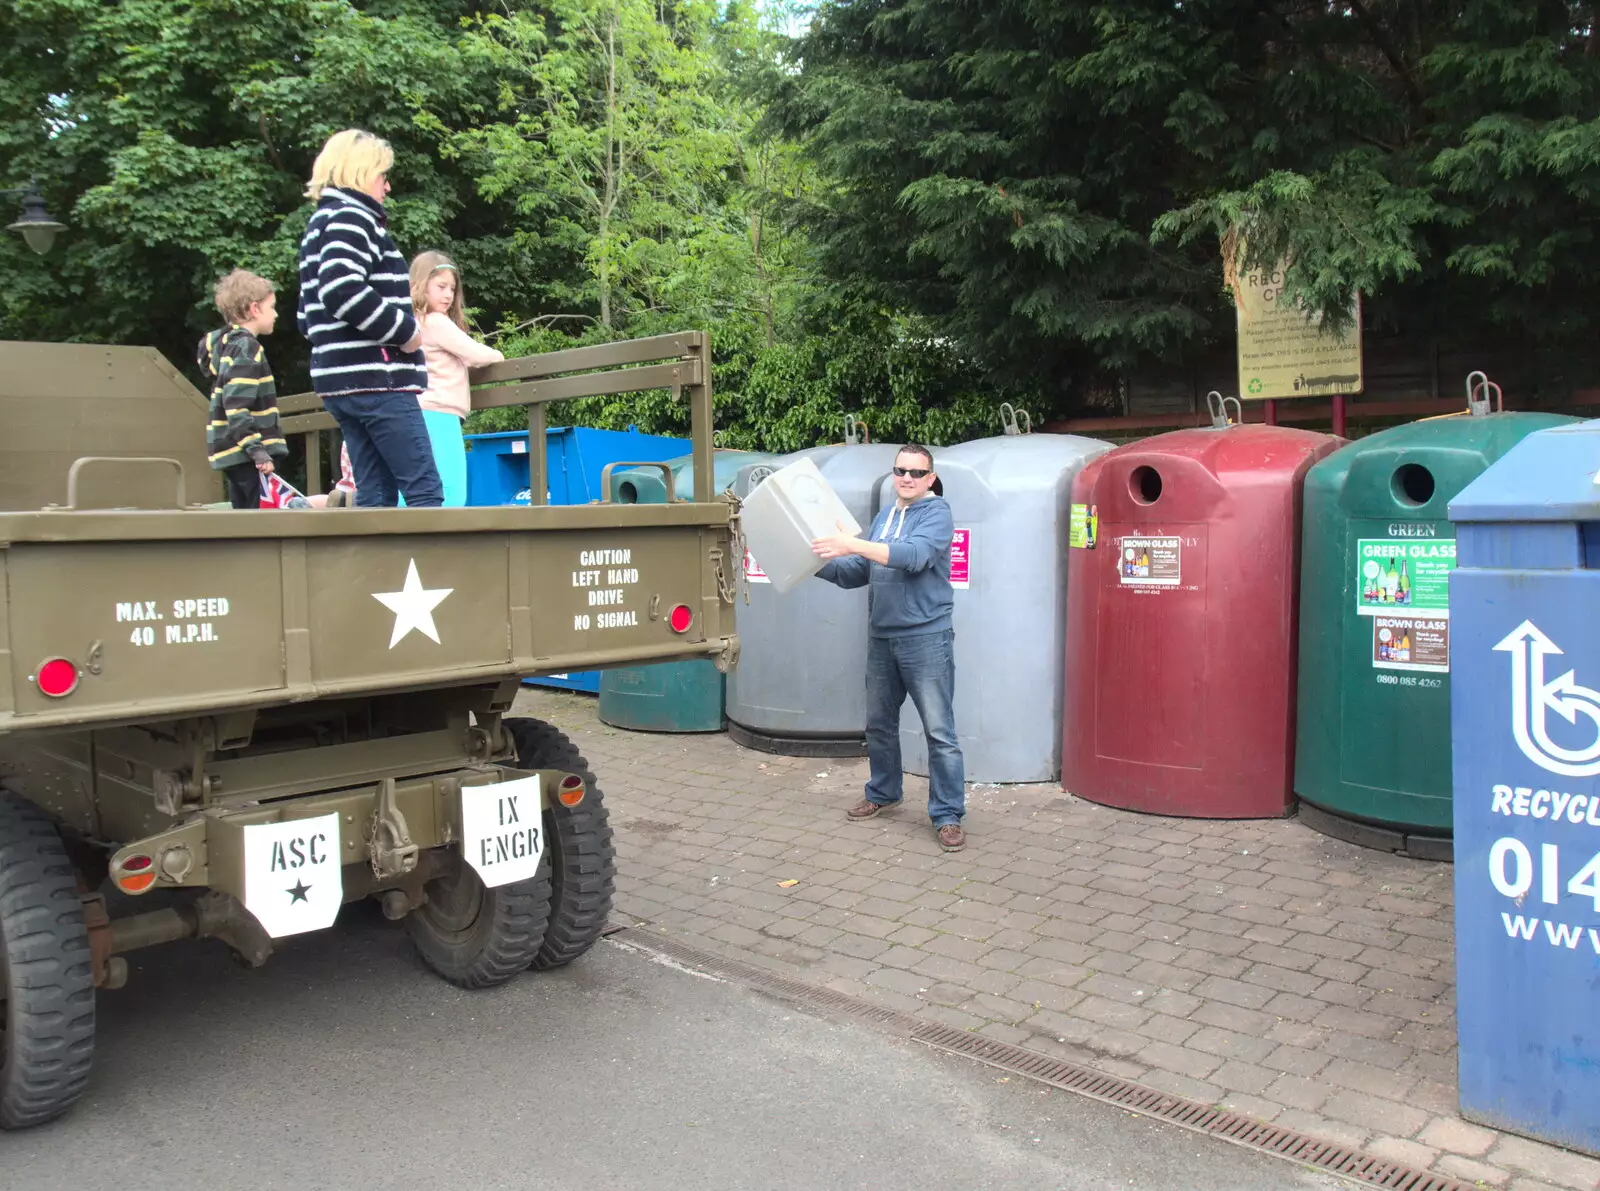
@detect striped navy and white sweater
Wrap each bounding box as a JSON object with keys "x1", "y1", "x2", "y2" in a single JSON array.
[{"x1": 295, "y1": 186, "x2": 426, "y2": 397}]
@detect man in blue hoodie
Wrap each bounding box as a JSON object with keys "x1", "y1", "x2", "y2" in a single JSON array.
[{"x1": 812, "y1": 445, "x2": 967, "y2": 851}]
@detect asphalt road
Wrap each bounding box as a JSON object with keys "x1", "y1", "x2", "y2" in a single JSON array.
[{"x1": 2, "y1": 905, "x2": 1345, "y2": 1191}]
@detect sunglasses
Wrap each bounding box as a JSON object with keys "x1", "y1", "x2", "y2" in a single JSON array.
[{"x1": 893, "y1": 466, "x2": 931, "y2": 479}]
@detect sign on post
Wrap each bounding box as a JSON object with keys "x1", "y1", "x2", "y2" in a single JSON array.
[{"x1": 1235, "y1": 264, "x2": 1363, "y2": 401}]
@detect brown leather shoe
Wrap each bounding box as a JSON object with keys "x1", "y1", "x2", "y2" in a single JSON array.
[
  {"x1": 936, "y1": 823, "x2": 966, "y2": 852},
  {"x1": 847, "y1": 798, "x2": 893, "y2": 820}
]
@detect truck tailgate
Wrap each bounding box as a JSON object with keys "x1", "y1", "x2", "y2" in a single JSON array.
[{"x1": 0, "y1": 503, "x2": 736, "y2": 732}]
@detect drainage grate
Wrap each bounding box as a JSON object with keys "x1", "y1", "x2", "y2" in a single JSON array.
[
  {"x1": 912, "y1": 1025, "x2": 1468, "y2": 1191},
  {"x1": 610, "y1": 925, "x2": 1472, "y2": 1191}
]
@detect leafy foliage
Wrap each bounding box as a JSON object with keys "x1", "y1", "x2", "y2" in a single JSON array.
[
  {"x1": 0, "y1": 0, "x2": 532, "y2": 390},
  {"x1": 776, "y1": 0, "x2": 1600, "y2": 403},
  {"x1": 0, "y1": 0, "x2": 1017, "y2": 448}
]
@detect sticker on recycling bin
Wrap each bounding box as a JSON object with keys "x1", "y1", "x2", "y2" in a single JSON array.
[
  {"x1": 1372, "y1": 615, "x2": 1450, "y2": 673},
  {"x1": 1069, "y1": 504, "x2": 1098, "y2": 549},
  {"x1": 950, "y1": 529, "x2": 971, "y2": 589},
  {"x1": 1117, "y1": 536, "x2": 1180, "y2": 587},
  {"x1": 1356, "y1": 536, "x2": 1455, "y2": 617}
]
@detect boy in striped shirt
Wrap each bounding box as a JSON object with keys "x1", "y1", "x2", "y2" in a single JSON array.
[{"x1": 197, "y1": 269, "x2": 287, "y2": 508}]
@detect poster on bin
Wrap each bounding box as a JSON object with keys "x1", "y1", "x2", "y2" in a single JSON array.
[
  {"x1": 1117, "y1": 536, "x2": 1181, "y2": 587},
  {"x1": 1355, "y1": 536, "x2": 1454, "y2": 616},
  {"x1": 1371, "y1": 615, "x2": 1449, "y2": 673},
  {"x1": 1069, "y1": 504, "x2": 1099, "y2": 549},
  {"x1": 950, "y1": 529, "x2": 971, "y2": 589}
]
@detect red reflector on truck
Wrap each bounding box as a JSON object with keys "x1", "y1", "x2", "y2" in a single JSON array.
[
  {"x1": 668, "y1": 604, "x2": 693, "y2": 633},
  {"x1": 34, "y1": 657, "x2": 79, "y2": 698},
  {"x1": 558, "y1": 774, "x2": 585, "y2": 807},
  {"x1": 114, "y1": 855, "x2": 156, "y2": 893}
]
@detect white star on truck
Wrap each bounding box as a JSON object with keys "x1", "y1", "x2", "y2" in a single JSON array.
[{"x1": 371, "y1": 559, "x2": 454, "y2": 648}]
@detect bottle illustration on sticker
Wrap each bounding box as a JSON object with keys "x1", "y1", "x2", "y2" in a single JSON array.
[
  {"x1": 1363, "y1": 557, "x2": 1401, "y2": 608},
  {"x1": 1398, "y1": 560, "x2": 1410, "y2": 605}
]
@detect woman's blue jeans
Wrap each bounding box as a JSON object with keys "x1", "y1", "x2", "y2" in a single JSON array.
[{"x1": 325, "y1": 391, "x2": 443, "y2": 508}]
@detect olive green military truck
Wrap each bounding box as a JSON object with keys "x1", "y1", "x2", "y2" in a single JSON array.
[{"x1": 0, "y1": 333, "x2": 739, "y2": 1129}]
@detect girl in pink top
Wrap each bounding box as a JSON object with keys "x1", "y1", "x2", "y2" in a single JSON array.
[{"x1": 408, "y1": 251, "x2": 505, "y2": 506}]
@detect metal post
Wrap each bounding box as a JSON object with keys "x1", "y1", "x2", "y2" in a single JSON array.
[
  {"x1": 1263, "y1": 399, "x2": 1278, "y2": 426},
  {"x1": 688, "y1": 332, "x2": 713, "y2": 503},
  {"x1": 526, "y1": 404, "x2": 547, "y2": 506},
  {"x1": 1332, "y1": 394, "x2": 1347, "y2": 438}
]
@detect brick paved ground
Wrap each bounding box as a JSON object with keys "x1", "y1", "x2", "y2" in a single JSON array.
[{"x1": 517, "y1": 688, "x2": 1600, "y2": 1191}]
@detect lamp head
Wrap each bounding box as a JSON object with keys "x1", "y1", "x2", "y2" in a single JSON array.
[{"x1": 8, "y1": 185, "x2": 65, "y2": 255}]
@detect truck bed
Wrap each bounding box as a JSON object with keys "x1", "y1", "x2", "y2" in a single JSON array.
[{"x1": 0, "y1": 500, "x2": 736, "y2": 734}]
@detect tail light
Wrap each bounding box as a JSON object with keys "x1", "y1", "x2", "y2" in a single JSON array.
[
  {"x1": 114, "y1": 854, "x2": 156, "y2": 894},
  {"x1": 558, "y1": 774, "x2": 585, "y2": 807},
  {"x1": 668, "y1": 604, "x2": 693, "y2": 634},
  {"x1": 34, "y1": 657, "x2": 80, "y2": 698}
]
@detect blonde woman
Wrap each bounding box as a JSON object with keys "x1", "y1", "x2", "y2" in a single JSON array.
[
  {"x1": 295, "y1": 129, "x2": 442, "y2": 507},
  {"x1": 410, "y1": 251, "x2": 504, "y2": 507}
]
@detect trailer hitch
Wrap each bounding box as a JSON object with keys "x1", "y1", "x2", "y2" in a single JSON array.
[{"x1": 368, "y1": 777, "x2": 419, "y2": 880}]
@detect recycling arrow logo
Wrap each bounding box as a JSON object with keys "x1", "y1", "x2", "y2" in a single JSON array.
[{"x1": 1247, "y1": 377, "x2": 1264, "y2": 395}]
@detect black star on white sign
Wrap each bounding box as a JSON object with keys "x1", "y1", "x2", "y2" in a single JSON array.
[{"x1": 287, "y1": 880, "x2": 311, "y2": 904}]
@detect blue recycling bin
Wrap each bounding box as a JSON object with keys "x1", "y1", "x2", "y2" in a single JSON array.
[
  {"x1": 1449, "y1": 418, "x2": 1600, "y2": 1155},
  {"x1": 464, "y1": 424, "x2": 689, "y2": 692},
  {"x1": 464, "y1": 425, "x2": 689, "y2": 508}
]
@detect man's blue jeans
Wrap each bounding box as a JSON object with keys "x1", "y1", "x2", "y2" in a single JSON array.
[
  {"x1": 325, "y1": 391, "x2": 444, "y2": 508},
  {"x1": 864, "y1": 629, "x2": 965, "y2": 826}
]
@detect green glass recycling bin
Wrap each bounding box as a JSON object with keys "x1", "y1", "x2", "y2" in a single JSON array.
[
  {"x1": 598, "y1": 449, "x2": 777, "y2": 732},
  {"x1": 1294, "y1": 410, "x2": 1577, "y2": 856}
]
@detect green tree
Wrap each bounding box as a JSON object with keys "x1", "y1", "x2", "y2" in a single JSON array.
[
  {"x1": 1, "y1": 0, "x2": 1013, "y2": 453},
  {"x1": 0, "y1": 0, "x2": 527, "y2": 384},
  {"x1": 439, "y1": 0, "x2": 746, "y2": 330},
  {"x1": 775, "y1": 1, "x2": 1600, "y2": 411}
]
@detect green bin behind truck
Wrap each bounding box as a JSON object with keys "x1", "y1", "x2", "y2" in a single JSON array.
[
  {"x1": 599, "y1": 449, "x2": 777, "y2": 732},
  {"x1": 1294, "y1": 386, "x2": 1576, "y2": 858}
]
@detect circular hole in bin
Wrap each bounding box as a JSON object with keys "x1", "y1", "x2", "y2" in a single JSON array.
[
  {"x1": 618, "y1": 481, "x2": 639, "y2": 504},
  {"x1": 1129, "y1": 465, "x2": 1163, "y2": 505},
  {"x1": 1392, "y1": 463, "x2": 1435, "y2": 507}
]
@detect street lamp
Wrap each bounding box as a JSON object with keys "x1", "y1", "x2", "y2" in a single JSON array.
[{"x1": 4, "y1": 181, "x2": 66, "y2": 255}]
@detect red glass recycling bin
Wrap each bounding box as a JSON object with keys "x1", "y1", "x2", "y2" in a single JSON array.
[{"x1": 1062, "y1": 425, "x2": 1342, "y2": 817}]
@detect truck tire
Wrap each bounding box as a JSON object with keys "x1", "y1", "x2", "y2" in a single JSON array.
[
  {"x1": 406, "y1": 856, "x2": 552, "y2": 990},
  {"x1": 504, "y1": 718, "x2": 616, "y2": 970},
  {"x1": 0, "y1": 791, "x2": 95, "y2": 1130}
]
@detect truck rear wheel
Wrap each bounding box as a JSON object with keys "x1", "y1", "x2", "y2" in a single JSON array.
[
  {"x1": 406, "y1": 856, "x2": 552, "y2": 990},
  {"x1": 505, "y1": 718, "x2": 616, "y2": 970},
  {"x1": 0, "y1": 791, "x2": 95, "y2": 1130}
]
